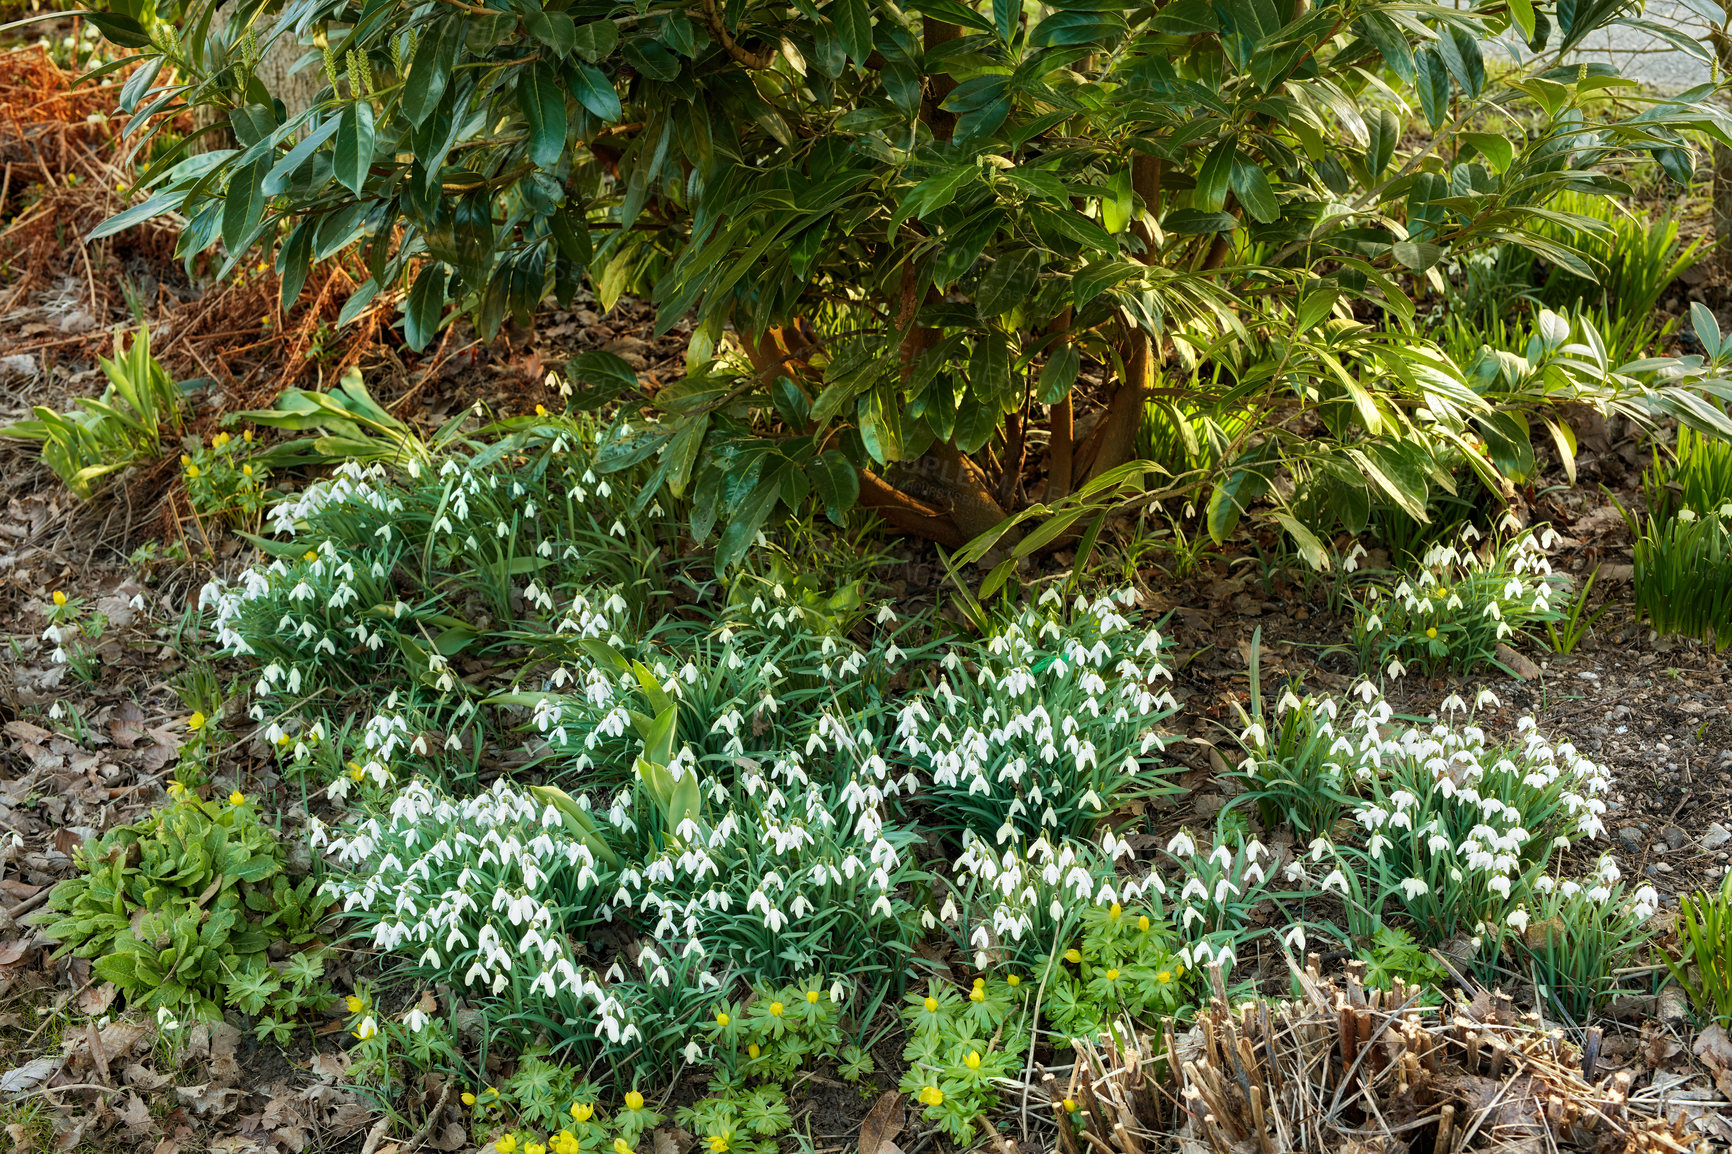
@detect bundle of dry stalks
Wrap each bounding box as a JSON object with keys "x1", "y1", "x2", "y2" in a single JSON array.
[{"x1": 1041, "y1": 957, "x2": 1710, "y2": 1154}]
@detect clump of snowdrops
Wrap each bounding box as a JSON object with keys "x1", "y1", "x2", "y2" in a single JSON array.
[{"x1": 1350, "y1": 524, "x2": 1562, "y2": 677}]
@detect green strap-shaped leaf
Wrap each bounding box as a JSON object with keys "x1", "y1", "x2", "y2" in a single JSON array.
[{"x1": 404, "y1": 263, "x2": 446, "y2": 352}]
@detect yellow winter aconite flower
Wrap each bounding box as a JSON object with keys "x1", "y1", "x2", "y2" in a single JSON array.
[
  {"x1": 922, "y1": 996, "x2": 937, "y2": 1012},
  {"x1": 179, "y1": 454, "x2": 191, "y2": 466},
  {"x1": 969, "y1": 986, "x2": 985, "y2": 1003},
  {"x1": 229, "y1": 790, "x2": 245, "y2": 807},
  {"x1": 613, "y1": 1139, "x2": 634, "y2": 1154},
  {"x1": 213, "y1": 432, "x2": 230, "y2": 447},
  {"x1": 1104, "y1": 968, "x2": 1119, "y2": 981},
  {"x1": 303, "y1": 550, "x2": 318, "y2": 562},
  {"x1": 1064, "y1": 948, "x2": 1081, "y2": 964},
  {"x1": 496, "y1": 1137, "x2": 517, "y2": 1154},
  {"x1": 805, "y1": 990, "x2": 819, "y2": 1003},
  {"x1": 1109, "y1": 902, "x2": 1122, "y2": 920},
  {"x1": 242, "y1": 464, "x2": 253, "y2": 477},
  {"x1": 964, "y1": 1050, "x2": 981, "y2": 1069},
  {"x1": 624, "y1": 1091, "x2": 644, "y2": 1111},
  {"x1": 1061, "y1": 1098, "x2": 1078, "y2": 1114},
  {"x1": 1426, "y1": 626, "x2": 1438, "y2": 639},
  {"x1": 526, "y1": 1143, "x2": 546, "y2": 1154},
  {"x1": 768, "y1": 1001, "x2": 783, "y2": 1017},
  {"x1": 715, "y1": 1011, "x2": 729, "y2": 1027},
  {"x1": 1157, "y1": 971, "x2": 1171, "y2": 983},
  {"x1": 570, "y1": 1103, "x2": 592, "y2": 1122},
  {"x1": 535, "y1": 404, "x2": 548, "y2": 416},
  {"x1": 188, "y1": 712, "x2": 207, "y2": 731},
  {"x1": 708, "y1": 1137, "x2": 728, "y2": 1153},
  {"x1": 1006, "y1": 974, "x2": 1021, "y2": 987},
  {"x1": 462, "y1": 1093, "x2": 476, "y2": 1106},
  {"x1": 918, "y1": 1086, "x2": 943, "y2": 1107},
  {"x1": 51, "y1": 590, "x2": 66, "y2": 606},
  {"x1": 747, "y1": 1044, "x2": 760, "y2": 1059},
  {"x1": 185, "y1": 464, "x2": 199, "y2": 479},
  {"x1": 166, "y1": 781, "x2": 186, "y2": 799},
  {"x1": 242, "y1": 429, "x2": 253, "y2": 442},
  {"x1": 345, "y1": 995, "x2": 363, "y2": 1013}
]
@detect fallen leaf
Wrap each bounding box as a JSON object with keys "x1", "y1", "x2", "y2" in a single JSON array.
[
  {"x1": 76, "y1": 982, "x2": 115, "y2": 1016},
  {"x1": 1693, "y1": 1023, "x2": 1732, "y2": 1098},
  {"x1": 857, "y1": 1090, "x2": 905, "y2": 1154},
  {"x1": 117, "y1": 1090, "x2": 154, "y2": 1133},
  {"x1": 0, "y1": 941, "x2": 29, "y2": 967},
  {"x1": 0, "y1": 1057, "x2": 62, "y2": 1095}
]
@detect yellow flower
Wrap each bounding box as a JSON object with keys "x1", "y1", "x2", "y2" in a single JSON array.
[
  {"x1": 973, "y1": 977, "x2": 984, "y2": 987},
  {"x1": 571, "y1": 1103, "x2": 593, "y2": 1122},
  {"x1": 1176, "y1": 965, "x2": 1185, "y2": 977},
  {"x1": 242, "y1": 464, "x2": 253, "y2": 477},
  {"x1": 1157, "y1": 971, "x2": 1171, "y2": 983},
  {"x1": 709, "y1": 1138, "x2": 728, "y2": 1154},
  {"x1": 613, "y1": 1140, "x2": 633, "y2": 1154},
  {"x1": 185, "y1": 464, "x2": 199, "y2": 479},
  {"x1": 527, "y1": 1144, "x2": 546, "y2": 1154},
  {"x1": 805, "y1": 990, "x2": 819, "y2": 1003},
  {"x1": 1061, "y1": 1098, "x2": 1078, "y2": 1114},
  {"x1": 1064, "y1": 949, "x2": 1081, "y2": 964},
  {"x1": 51, "y1": 590, "x2": 66, "y2": 606},
  {"x1": 229, "y1": 790, "x2": 245, "y2": 807},
  {"x1": 536, "y1": 404, "x2": 548, "y2": 416},
  {"x1": 213, "y1": 432, "x2": 230, "y2": 447},
  {"x1": 276, "y1": 734, "x2": 292, "y2": 747},
  {"x1": 1104, "y1": 968, "x2": 1119, "y2": 982},
  {"x1": 919, "y1": 1086, "x2": 943, "y2": 1107},
  {"x1": 747, "y1": 1044, "x2": 760, "y2": 1059},
  {"x1": 715, "y1": 1011, "x2": 730, "y2": 1027},
  {"x1": 969, "y1": 987, "x2": 985, "y2": 1003},
  {"x1": 350, "y1": 765, "x2": 365, "y2": 782},
  {"x1": 1006, "y1": 974, "x2": 1020, "y2": 988},
  {"x1": 496, "y1": 1137, "x2": 517, "y2": 1154},
  {"x1": 1109, "y1": 902, "x2": 1122, "y2": 920},
  {"x1": 167, "y1": 780, "x2": 186, "y2": 799},
  {"x1": 303, "y1": 550, "x2": 317, "y2": 562},
  {"x1": 922, "y1": 996, "x2": 937, "y2": 1012},
  {"x1": 768, "y1": 1001, "x2": 783, "y2": 1017},
  {"x1": 188, "y1": 711, "x2": 207, "y2": 731},
  {"x1": 1138, "y1": 915, "x2": 1151, "y2": 932},
  {"x1": 462, "y1": 1092, "x2": 477, "y2": 1106},
  {"x1": 345, "y1": 995, "x2": 363, "y2": 1013},
  {"x1": 179, "y1": 454, "x2": 191, "y2": 466},
  {"x1": 1426, "y1": 626, "x2": 1438, "y2": 639},
  {"x1": 624, "y1": 1091, "x2": 644, "y2": 1111},
  {"x1": 353, "y1": 1017, "x2": 376, "y2": 1040},
  {"x1": 242, "y1": 430, "x2": 253, "y2": 443},
  {"x1": 964, "y1": 1050, "x2": 981, "y2": 1070}
]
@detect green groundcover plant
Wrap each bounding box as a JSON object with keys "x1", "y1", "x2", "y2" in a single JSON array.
[{"x1": 40, "y1": 791, "x2": 332, "y2": 1023}]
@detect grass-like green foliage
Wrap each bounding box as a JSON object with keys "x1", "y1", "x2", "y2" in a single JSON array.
[
  {"x1": 1628, "y1": 426, "x2": 1732, "y2": 650},
  {"x1": 1231, "y1": 691, "x2": 1352, "y2": 840},
  {"x1": 40, "y1": 794, "x2": 330, "y2": 1022},
  {"x1": 1349, "y1": 525, "x2": 1561, "y2": 677},
  {"x1": 1545, "y1": 563, "x2": 1609, "y2": 655},
  {"x1": 1536, "y1": 192, "x2": 1702, "y2": 324},
  {"x1": 1520, "y1": 858, "x2": 1654, "y2": 1022},
  {"x1": 1667, "y1": 872, "x2": 1732, "y2": 1026},
  {"x1": 3, "y1": 326, "x2": 185, "y2": 499}
]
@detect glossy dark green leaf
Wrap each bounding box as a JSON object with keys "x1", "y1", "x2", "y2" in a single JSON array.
[
  {"x1": 952, "y1": 383, "x2": 1000, "y2": 453},
  {"x1": 1437, "y1": 26, "x2": 1485, "y2": 98},
  {"x1": 523, "y1": 8, "x2": 575, "y2": 57},
  {"x1": 570, "y1": 19, "x2": 618, "y2": 61},
  {"x1": 968, "y1": 331, "x2": 1014, "y2": 416},
  {"x1": 518, "y1": 64, "x2": 567, "y2": 168},
  {"x1": 1028, "y1": 10, "x2": 1126, "y2": 46},
  {"x1": 1229, "y1": 159, "x2": 1278, "y2": 224},
  {"x1": 1365, "y1": 108, "x2": 1398, "y2": 180},
  {"x1": 404, "y1": 263, "x2": 446, "y2": 351},
  {"x1": 221, "y1": 159, "x2": 265, "y2": 255},
  {"x1": 1194, "y1": 140, "x2": 1233, "y2": 213},
  {"x1": 334, "y1": 101, "x2": 375, "y2": 195},
  {"x1": 568, "y1": 60, "x2": 622, "y2": 122},
  {"x1": 277, "y1": 219, "x2": 315, "y2": 310},
  {"x1": 903, "y1": 0, "x2": 995, "y2": 34},
  {"x1": 975, "y1": 248, "x2": 1041, "y2": 318},
  {"x1": 1036, "y1": 342, "x2": 1079, "y2": 405},
  {"x1": 832, "y1": 0, "x2": 873, "y2": 63},
  {"x1": 806, "y1": 449, "x2": 859, "y2": 524},
  {"x1": 402, "y1": 19, "x2": 463, "y2": 128},
  {"x1": 1414, "y1": 47, "x2": 1450, "y2": 129}
]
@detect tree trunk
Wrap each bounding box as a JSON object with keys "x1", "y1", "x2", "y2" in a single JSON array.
[{"x1": 192, "y1": 9, "x2": 323, "y2": 152}]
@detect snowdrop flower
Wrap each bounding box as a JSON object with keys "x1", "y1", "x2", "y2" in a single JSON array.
[{"x1": 1398, "y1": 877, "x2": 1429, "y2": 899}]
